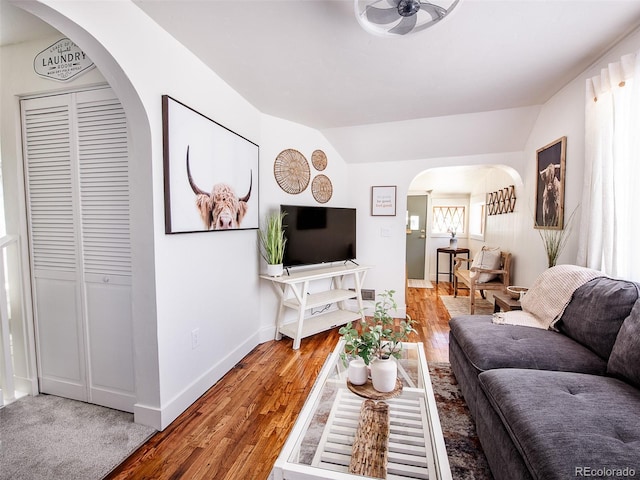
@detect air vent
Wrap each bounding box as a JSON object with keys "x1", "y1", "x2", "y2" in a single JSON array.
[{"x1": 361, "y1": 289, "x2": 376, "y2": 301}]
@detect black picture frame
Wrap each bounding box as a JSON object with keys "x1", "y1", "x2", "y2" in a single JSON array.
[
  {"x1": 535, "y1": 136, "x2": 566, "y2": 230},
  {"x1": 162, "y1": 95, "x2": 259, "y2": 234}
]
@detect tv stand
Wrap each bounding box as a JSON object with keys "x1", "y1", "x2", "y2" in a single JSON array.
[{"x1": 261, "y1": 264, "x2": 371, "y2": 349}]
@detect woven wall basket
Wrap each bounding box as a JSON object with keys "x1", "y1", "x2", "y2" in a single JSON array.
[
  {"x1": 274, "y1": 149, "x2": 310, "y2": 194},
  {"x1": 312, "y1": 174, "x2": 333, "y2": 203},
  {"x1": 311, "y1": 149, "x2": 327, "y2": 171}
]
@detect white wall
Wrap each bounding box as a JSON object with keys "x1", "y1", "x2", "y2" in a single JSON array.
[
  {"x1": 257, "y1": 113, "x2": 352, "y2": 339},
  {"x1": 7, "y1": 0, "x2": 640, "y2": 432},
  {"x1": 348, "y1": 151, "x2": 523, "y2": 310},
  {"x1": 13, "y1": 0, "x2": 262, "y2": 430},
  {"x1": 349, "y1": 26, "x2": 640, "y2": 294},
  {"x1": 517, "y1": 26, "x2": 640, "y2": 286},
  {"x1": 6, "y1": 0, "x2": 356, "y2": 430}
]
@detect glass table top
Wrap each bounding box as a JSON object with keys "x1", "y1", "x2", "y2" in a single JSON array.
[{"x1": 272, "y1": 340, "x2": 452, "y2": 480}]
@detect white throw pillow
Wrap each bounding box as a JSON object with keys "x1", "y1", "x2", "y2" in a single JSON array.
[{"x1": 470, "y1": 247, "x2": 502, "y2": 283}]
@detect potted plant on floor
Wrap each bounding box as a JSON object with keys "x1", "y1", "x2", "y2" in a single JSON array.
[
  {"x1": 258, "y1": 211, "x2": 287, "y2": 277},
  {"x1": 339, "y1": 290, "x2": 416, "y2": 392}
]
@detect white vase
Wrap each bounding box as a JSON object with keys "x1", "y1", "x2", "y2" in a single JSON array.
[
  {"x1": 266, "y1": 263, "x2": 283, "y2": 277},
  {"x1": 347, "y1": 358, "x2": 368, "y2": 386},
  {"x1": 370, "y1": 356, "x2": 397, "y2": 392},
  {"x1": 449, "y1": 237, "x2": 458, "y2": 249}
]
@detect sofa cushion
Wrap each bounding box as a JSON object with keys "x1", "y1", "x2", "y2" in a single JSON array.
[
  {"x1": 479, "y1": 369, "x2": 640, "y2": 480},
  {"x1": 449, "y1": 316, "x2": 608, "y2": 376},
  {"x1": 557, "y1": 277, "x2": 639, "y2": 360},
  {"x1": 608, "y1": 299, "x2": 640, "y2": 388}
]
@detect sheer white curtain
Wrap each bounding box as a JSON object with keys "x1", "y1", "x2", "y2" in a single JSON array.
[{"x1": 577, "y1": 51, "x2": 640, "y2": 281}]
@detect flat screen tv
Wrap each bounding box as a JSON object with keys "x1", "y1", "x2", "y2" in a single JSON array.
[{"x1": 281, "y1": 205, "x2": 356, "y2": 267}]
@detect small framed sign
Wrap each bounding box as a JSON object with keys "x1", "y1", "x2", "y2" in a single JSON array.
[
  {"x1": 371, "y1": 186, "x2": 397, "y2": 216},
  {"x1": 34, "y1": 38, "x2": 95, "y2": 82}
]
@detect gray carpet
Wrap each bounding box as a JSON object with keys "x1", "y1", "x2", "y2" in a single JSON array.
[{"x1": 0, "y1": 394, "x2": 156, "y2": 480}]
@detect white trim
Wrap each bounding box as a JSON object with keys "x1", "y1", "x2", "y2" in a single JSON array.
[{"x1": 140, "y1": 331, "x2": 260, "y2": 431}]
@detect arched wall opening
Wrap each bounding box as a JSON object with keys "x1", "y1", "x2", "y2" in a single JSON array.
[
  {"x1": 8, "y1": 1, "x2": 160, "y2": 424},
  {"x1": 406, "y1": 164, "x2": 524, "y2": 285}
]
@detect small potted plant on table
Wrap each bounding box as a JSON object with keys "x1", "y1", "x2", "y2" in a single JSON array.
[
  {"x1": 339, "y1": 290, "x2": 416, "y2": 393},
  {"x1": 258, "y1": 211, "x2": 287, "y2": 277}
]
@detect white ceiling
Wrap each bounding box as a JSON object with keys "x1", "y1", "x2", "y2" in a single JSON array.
[
  {"x1": 132, "y1": 0, "x2": 640, "y2": 129},
  {"x1": 4, "y1": 0, "x2": 640, "y2": 164},
  {"x1": 0, "y1": 0, "x2": 58, "y2": 46}
]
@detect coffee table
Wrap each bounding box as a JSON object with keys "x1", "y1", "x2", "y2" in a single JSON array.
[
  {"x1": 271, "y1": 340, "x2": 452, "y2": 480},
  {"x1": 493, "y1": 291, "x2": 522, "y2": 312}
]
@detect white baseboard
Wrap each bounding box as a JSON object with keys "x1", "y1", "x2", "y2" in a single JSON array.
[{"x1": 134, "y1": 332, "x2": 261, "y2": 431}]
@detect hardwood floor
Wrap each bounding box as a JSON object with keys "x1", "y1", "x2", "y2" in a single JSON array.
[{"x1": 106, "y1": 283, "x2": 457, "y2": 480}]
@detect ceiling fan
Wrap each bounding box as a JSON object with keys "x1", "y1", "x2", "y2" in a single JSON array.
[{"x1": 355, "y1": 0, "x2": 460, "y2": 36}]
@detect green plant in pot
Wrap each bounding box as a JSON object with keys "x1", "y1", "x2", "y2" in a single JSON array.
[
  {"x1": 339, "y1": 290, "x2": 416, "y2": 392},
  {"x1": 258, "y1": 211, "x2": 287, "y2": 277}
]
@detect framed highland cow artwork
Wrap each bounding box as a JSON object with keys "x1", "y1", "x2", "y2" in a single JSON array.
[
  {"x1": 535, "y1": 136, "x2": 566, "y2": 230},
  {"x1": 162, "y1": 95, "x2": 259, "y2": 234}
]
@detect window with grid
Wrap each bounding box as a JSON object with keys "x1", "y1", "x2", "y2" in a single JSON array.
[{"x1": 432, "y1": 206, "x2": 465, "y2": 234}]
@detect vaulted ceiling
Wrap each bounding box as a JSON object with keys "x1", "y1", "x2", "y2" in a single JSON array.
[{"x1": 4, "y1": 0, "x2": 640, "y2": 163}]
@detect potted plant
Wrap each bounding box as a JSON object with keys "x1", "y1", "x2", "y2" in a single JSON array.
[
  {"x1": 339, "y1": 290, "x2": 416, "y2": 392},
  {"x1": 448, "y1": 228, "x2": 458, "y2": 249},
  {"x1": 258, "y1": 211, "x2": 287, "y2": 277},
  {"x1": 535, "y1": 206, "x2": 578, "y2": 268}
]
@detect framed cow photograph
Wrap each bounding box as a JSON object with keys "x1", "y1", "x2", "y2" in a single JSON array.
[
  {"x1": 162, "y1": 95, "x2": 259, "y2": 234},
  {"x1": 535, "y1": 136, "x2": 566, "y2": 230}
]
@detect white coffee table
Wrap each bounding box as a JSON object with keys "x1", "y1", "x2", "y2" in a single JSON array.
[{"x1": 271, "y1": 340, "x2": 452, "y2": 480}]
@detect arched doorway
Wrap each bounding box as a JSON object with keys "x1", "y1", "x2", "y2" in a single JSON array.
[
  {"x1": 407, "y1": 165, "x2": 523, "y2": 286},
  {"x1": 1, "y1": 2, "x2": 158, "y2": 422}
]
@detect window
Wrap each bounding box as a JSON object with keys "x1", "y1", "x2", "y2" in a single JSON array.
[
  {"x1": 469, "y1": 196, "x2": 486, "y2": 239},
  {"x1": 432, "y1": 206, "x2": 465, "y2": 234}
]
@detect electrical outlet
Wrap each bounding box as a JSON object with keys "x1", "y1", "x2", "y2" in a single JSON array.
[{"x1": 191, "y1": 328, "x2": 200, "y2": 349}]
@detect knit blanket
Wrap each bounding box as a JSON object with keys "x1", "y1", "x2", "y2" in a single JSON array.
[{"x1": 492, "y1": 265, "x2": 603, "y2": 329}]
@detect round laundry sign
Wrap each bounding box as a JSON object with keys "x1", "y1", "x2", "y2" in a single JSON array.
[{"x1": 34, "y1": 38, "x2": 95, "y2": 82}]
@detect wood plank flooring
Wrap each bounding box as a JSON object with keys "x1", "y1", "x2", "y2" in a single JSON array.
[{"x1": 106, "y1": 283, "x2": 458, "y2": 480}]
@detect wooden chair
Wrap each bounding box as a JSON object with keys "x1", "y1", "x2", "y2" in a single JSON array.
[{"x1": 453, "y1": 250, "x2": 512, "y2": 314}]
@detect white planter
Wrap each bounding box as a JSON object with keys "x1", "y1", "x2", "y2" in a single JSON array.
[
  {"x1": 266, "y1": 263, "x2": 284, "y2": 277},
  {"x1": 347, "y1": 357, "x2": 368, "y2": 386},
  {"x1": 370, "y1": 356, "x2": 397, "y2": 392}
]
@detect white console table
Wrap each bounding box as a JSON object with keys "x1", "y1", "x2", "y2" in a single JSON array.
[{"x1": 260, "y1": 264, "x2": 371, "y2": 350}]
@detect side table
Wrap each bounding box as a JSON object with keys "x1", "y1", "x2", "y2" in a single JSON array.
[
  {"x1": 436, "y1": 247, "x2": 470, "y2": 284},
  {"x1": 493, "y1": 291, "x2": 522, "y2": 312}
]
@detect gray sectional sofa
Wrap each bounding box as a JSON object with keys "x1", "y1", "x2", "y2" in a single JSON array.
[{"x1": 449, "y1": 274, "x2": 640, "y2": 480}]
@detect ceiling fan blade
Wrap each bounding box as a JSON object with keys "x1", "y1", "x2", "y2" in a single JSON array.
[
  {"x1": 389, "y1": 14, "x2": 417, "y2": 34},
  {"x1": 419, "y1": 2, "x2": 447, "y2": 19},
  {"x1": 365, "y1": 5, "x2": 400, "y2": 25}
]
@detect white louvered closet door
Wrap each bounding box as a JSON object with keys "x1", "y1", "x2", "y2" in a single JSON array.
[{"x1": 21, "y1": 87, "x2": 135, "y2": 412}]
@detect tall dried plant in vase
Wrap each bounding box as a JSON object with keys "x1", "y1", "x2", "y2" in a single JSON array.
[{"x1": 535, "y1": 206, "x2": 578, "y2": 268}]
